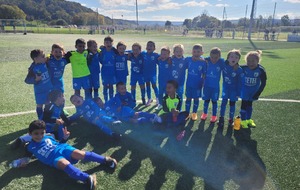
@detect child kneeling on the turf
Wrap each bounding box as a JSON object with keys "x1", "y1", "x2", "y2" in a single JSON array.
[
  {"x1": 106, "y1": 82, "x2": 162, "y2": 124},
  {"x1": 23, "y1": 120, "x2": 117, "y2": 190}
]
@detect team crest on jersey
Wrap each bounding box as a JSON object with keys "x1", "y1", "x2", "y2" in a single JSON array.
[
  {"x1": 232, "y1": 72, "x2": 236, "y2": 77},
  {"x1": 172, "y1": 71, "x2": 178, "y2": 78},
  {"x1": 254, "y1": 72, "x2": 259, "y2": 77},
  {"x1": 179, "y1": 63, "x2": 183, "y2": 68},
  {"x1": 165, "y1": 64, "x2": 169, "y2": 68}
]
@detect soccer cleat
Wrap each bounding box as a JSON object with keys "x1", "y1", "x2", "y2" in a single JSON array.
[
  {"x1": 111, "y1": 132, "x2": 122, "y2": 141},
  {"x1": 241, "y1": 120, "x2": 248, "y2": 128},
  {"x1": 201, "y1": 113, "x2": 208, "y2": 120},
  {"x1": 218, "y1": 117, "x2": 224, "y2": 128},
  {"x1": 142, "y1": 98, "x2": 146, "y2": 105},
  {"x1": 10, "y1": 138, "x2": 22, "y2": 150},
  {"x1": 146, "y1": 99, "x2": 153, "y2": 106},
  {"x1": 228, "y1": 118, "x2": 234, "y2": 126},
  {"x1": 210, "y1": 116, "x2": 217, "y2": 123},
  {"x1": 185, "y1": 113, "x2": 192, "y2": 120},
  {"x1": 152, "y1": 114, "x2": 162, "y2": 123},
  {"x1": 191, "y1": 113, "x2": 198, "y2": 121},
  {"x1": 247, "y1": 119, "x2": 256, "y2": 128},
  {"x1": 176, "y1": 130, "x2": 186, "y2": 141},
  {"x1": 155, "y1": 104, "x2": 162, "y2": 110},
  {"x1": 86, "y1": 174, "x2": 97, "y2": 190},
  {"x1": 105, "y1": 157, "x2": 118, "y2": 170}
]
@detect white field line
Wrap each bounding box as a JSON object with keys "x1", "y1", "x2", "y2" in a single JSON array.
[{"x1": 0, "y1": 98, "x2": 299, "y2": 118}]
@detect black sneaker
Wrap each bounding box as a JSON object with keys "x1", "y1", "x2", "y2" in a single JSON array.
[
  {"x1": 86, "y1": 174, "x2": 97, "y2": 190},
  {"x1": 111, "y1": 132, "x2": 122, "y2": 141},
  {"x1": 105, "y1": 157, "x2": 118, "y2": 170},
  {"x1": 142, "y1": 98, "x2": 146, "y2": 105},
  {"x1": 10, "y1": 138, "x2": 22, "y2": 150},
  {"x1": 218, "y1": 117, "x2": 224, "y2": 128}
]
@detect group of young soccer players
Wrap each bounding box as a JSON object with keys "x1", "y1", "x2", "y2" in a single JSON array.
[{"x1": 12, "y1": 36, "x2": 266, "y2": 189}]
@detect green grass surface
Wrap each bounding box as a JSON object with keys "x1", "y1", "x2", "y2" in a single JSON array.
[{"x1": 0, "y1": 33, "x2": 300, "y2": 190}]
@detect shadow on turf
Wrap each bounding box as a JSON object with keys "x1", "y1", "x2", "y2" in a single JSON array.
[{"x1": 1, "y1": 112, "x2": 266, "y2": 190}]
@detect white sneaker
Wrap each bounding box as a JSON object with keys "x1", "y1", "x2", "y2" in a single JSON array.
[
  {"x1": 146, "y1": 98, "x2": 153, "y2": 106},
  {"x1": 152, "y1": 114, "x2": 162, "y2": 123},
  {"x1": 155, "y1": 104, "x2": 162, "y2": 110}
]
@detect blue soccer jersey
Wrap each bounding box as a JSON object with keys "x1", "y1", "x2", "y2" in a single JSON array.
[
  {"x1": 72, "y1": 99, "x2": 105, "y2": 121},
  {"x1": 204, "y1": 57, "x2": 225, "y2": 88},
  {"x1": 115, "y1": 54, "x2": 129, "y2": 83},
  {"x1": 170, "y1": 57, "x2": 188, "y2": 86},
  {"x1": 47, "y1": 55, "x2": 68, "y2": 92},
  {"x1": 185, "y1": 57, "x2": 206, "y2": 88},
  {"x1": 32, "y1": 63, "x2": 53, "y2": 93},
  {"x1": 158, "y1": 59, "x2": 172, "y2": 86},
  {"x1": 240, "y1": 64, "x2": 267, "y2": 100},
  {"x1": 100, "y1": 47, "x2": 117, "y2": 79},
  {"x1": 222, "y1": 61, "x2": 243, "y2": 91},
  {"x1": 142, "y1": 51, "x2": 159, "y2": 79},
  {"x1": 114, "y1": 92, "x2": 136, "y2": 108},
  {"x1": 129, "y1": 53, "x2": 144, "y2": 77},
  {"x1": 87, "y1": 51, "x2": 101, "y2": 88}
]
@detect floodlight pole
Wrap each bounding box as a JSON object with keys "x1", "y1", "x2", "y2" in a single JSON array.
[
  {"x1": 248, "y1": 0, "x2": 256, "y2": 40},
  {"x1": 271, "y1": 2, "x2": 277, "y2": 30},
  {"x1": 136, "y1": 0, "x2": 139, "y2": 30}
]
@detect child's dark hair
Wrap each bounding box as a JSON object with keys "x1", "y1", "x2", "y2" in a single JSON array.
[
  {"x1": 117, "y1": 41, "x2": 127, "y2": 49},
  {"x1": 167, "y1": 80, "x2": 178, "y2": 89},
  {"x1": 132, "y1": 43, "x2": 142, "y2": 50},
  {"x1": 29, "y1": 120, "x2": 46, "y2": 133},
  {"x1": 104, "y1": 36, "x2": 114, "y2": 42},
  {"x1": 30, "y1": 49, "x2": 43, "y2": 60},
  {"x1": 116, "y1": 81, "x2": 125, "y2": 88},
  {"x1": 48, "y1": 89, "x2": 63, "y2": 103},
  {"x1": 161, "y1": 46, "x2": 171, "y2": 54},
  {"x1": 52, "y1": 44, "x2": 64, "y2": 51},
  {"x1": 227, "y1": 49, "x2": 241, "y2": 60},
  {"x1": 193, "y1": 44, "x2": 203, "y2": 51},
  {"x1": 210, "y1": 47, "x2": 221, "y2": 56},
  {"x1": 75, "y1": 38, "x2": 85, "y2": 46},
  {"x1": 87, "y1": 40, "x2": 97, "y2": 48},
  {"x1": 147, "y1": 41, "x2": 156, "y2": 48},
  {"x1": 70, "y1": 94, "x2": 80, "y2": 102}
]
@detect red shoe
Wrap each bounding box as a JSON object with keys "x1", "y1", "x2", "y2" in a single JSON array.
[
  {"x1": 201, "y1": 113, "x2": 208, "y2": 120},
  {"x1": 210, "y1": 116, "x2": 217, "y2": 123},
  {"x1": 176, "y1": 130, "x2": 186, "y2": 141}
]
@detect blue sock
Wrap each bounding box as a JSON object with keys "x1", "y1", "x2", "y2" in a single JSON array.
[
  {"x1": 94, "y1": 88, "x2": 99, "y2": 98},
  {"x1": 99, "y1": 115, "x2": 115, "y2": 123},
  {"x1": 240, "y1": 109, "x2": 247, "y2": 120},
  {"x1": 138, "y1": 112, "x2": 155, "y2": 120},
  {"x1": 63, "y1": 164, "x2": 89, "y2": 182},
  {"x1": 109, "y1": 86, "x2": 114, "y2": 100},
  {"x1": 141, "y1": 88, "x2": 146, "y2": 99},
  {"x1": 103, "y1": 87, "x2": 108, "y2": 102},
  {"x1": 193, "y1": 99, "x2": 199, "y2": 113},
  {"x1": 212, "y1": 101, "x2": 218, "y2": 116},
  {"x1": 246, "y1": 106, "x2": 253, "y2": 120},
  {"x1": 185, "y1": 99, "x2": 191, "y2": 113},
  {"x1": 229, "y1": 101, "x2": 236, "y2": 119},
  {"x1": 84, "y1": 89, "x2": 92, "y2": 99},
  {"x1": 57, "y1": 125, "x2": 65, "y2": 142},
  {"x1": 36, "y1": 107, "x2": 43, "y2": 120},
  {"x1": 94, "y1": 120, "x2": 113, "y2": 135},
  {"x1": 153, "y1": 86, "x2": 159, "y2": 98},
  {"x1": 84, "y1": 151, "x2": 106, "y2": 163},
  {"x1": 220, "y1": 99, "x2": 228, "y2": 117},
  {"x1": 137, "y1": 117, "x2": 147, "y2": 123},
  {"x1": 146, "y1": 85, "x2": 151, "y2": 99},
  {"x1": 203, "y1": 100, "x2": 210, "y2": 114},
  {"x1": 131, "y1": 89, "x2": 136, "y2": 101}
]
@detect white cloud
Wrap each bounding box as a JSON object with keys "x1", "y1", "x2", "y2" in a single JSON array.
[
  {"x1": 98, "y1": 0, "x2": 171, "y2": 7},
  {"x1": 283, "y1": 0, "x2": 300, "y2": 3},
  {"x1": 182, "y1": 1, "x2": 211, "y2": 7},
  {"x1": 152, "y1": 15, "x2": 184, "y2": 21},
  {"x1": 215, "y1": 3, "x2": 229, "y2": 7},
  {"x1": 139, "y1": 1, "x2": 211, "y2": 12}
]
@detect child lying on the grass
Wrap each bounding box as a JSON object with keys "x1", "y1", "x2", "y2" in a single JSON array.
[
  {"x1": 104, "y1": 82, "x2": 162, "y2": 124},
  {"x1": 21, "y1": 120, "x2": 117, "y2": 190},
  {"x1": 69, "y1": 94, "x2": 122, "y2": 141}
]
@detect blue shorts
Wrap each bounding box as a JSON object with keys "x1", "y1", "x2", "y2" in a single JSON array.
[
  {"x1": 241, "y1": 89, "x2": 256, "y2": 101},
  {"x1": 73, "y1": 76, "x2": 91, "y2": 90},
  {"x1": 102, "y1": 75, "x2": 116, "y2": 85},
  {"x1": 52, "y1": 84, "x2": 64, "y2": 93},
  {"x1": 116, "y1": 75, "x2": 127, "y2": 84},
  {"x1": 118, "y1": 106, "x2": 136, "y2": 121},
  {"x1": 222, "y1": 87, "x2": 238, "y2": 101},
  {"x1": 34, "y1": 90, "x2": 51, "y2": 105},
  {"x1": 130, "y1": 75, "x2": 145, "y2": 86},
  {"x1": 144, "y1": 75, "x2": 157, "y2": 84},
  {"x1": 202, "y1": 86, "x2": 219, "y2": 101},
  {"x1": 53, "y1": 144, "x2": 77, "y2": 168},
  {"x1": 90, "y1": 73, "x2": 100, "y2": 89},
  {"x1": 185, "y1": 87, "x2": 202, "y2": 99}
]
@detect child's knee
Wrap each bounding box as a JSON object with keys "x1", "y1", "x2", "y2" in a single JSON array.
[
  {"x1": 56, "y1": 158, "x2": 70, "y2": 170},
  {"x1": 71, "y1": 149, "x2": 86, "y2": 160}
]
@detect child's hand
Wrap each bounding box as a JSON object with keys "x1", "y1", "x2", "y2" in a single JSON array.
[
  {"x1": 62, "y1": 127, "x2": 70, "y2": 140},
  {"x1": 56, "y1": 119, "x2": 64, "y2": 125},
  {"x1": 35, "y1": 75, "x2": 42, "y2": 82}
]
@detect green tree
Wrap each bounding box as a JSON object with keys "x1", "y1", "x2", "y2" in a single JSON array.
[
  {"x1": 165, "y1": 20, "x2": 172, "y2": 28},
  {"x1": 0, "y1": 4, "x2": 26, "y2": 19},
  {"x1": 281, "y1": 15, "x2": 291, "y2": 26},
  {"x1": 183, "y1": 19, "x2": 192, "y2": 28}
]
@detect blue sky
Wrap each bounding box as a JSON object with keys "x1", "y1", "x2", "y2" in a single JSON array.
[{"x1": 69, "y1": 0, "x2": 300, "y2": 21}]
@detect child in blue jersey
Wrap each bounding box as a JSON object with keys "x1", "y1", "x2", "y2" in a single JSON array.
[
  {"x1": 142, "y1": 41, "x2": 160, "y2": 106},
  {"x1": 87, "y1": 40, "x2": 101, "y2": 98},
  {"x1": 23, "y1": 120, "x2": 117, "y2": 190},
  {"x1": 106, "y1": 82, "x2": 162, "y2": 124},
  {"x1": 156, "y1": 46, "x2": 172, "y2": 110},
  {"x1": 219, "y1": 49, "x2": 243, "y2": 127},
  {"x1": 115, "y1": 41, "x2": 129, "y2": 84},
  {"x1": 69, "y1": 94, "x2": 122, "y2": 140},
  {"x1": 240, "y1": 50, "x2": 267, "y2": 128},
  {"x1": 185, "y1": 44, "x2": 207, "y2": 121},
  {"x1": 129, "y1": 43, "x2": 146, "y2": 105},
  {"x1": 26, "y1": 49, "x2": 53, "y2": 119},
  {"x1": 65, "y1": 38, "x2": 92, "y2": 99},
  {"x1": 47, "y1": 44, "x2": 68, "y2": 93},
  {"x1": 201, "y1": 47, "x2": 225, "y2": 123},
  {"x1": 170, "y1": 44, "x2": 187, "y2": 106},
  {"x1": 99, "y1": 36, "x2": 117, "y2": 102}
]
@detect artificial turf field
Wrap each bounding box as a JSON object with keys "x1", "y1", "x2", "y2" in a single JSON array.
[{"x1": 0, "y1": 33, "x2": 299, "y2": 190}]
